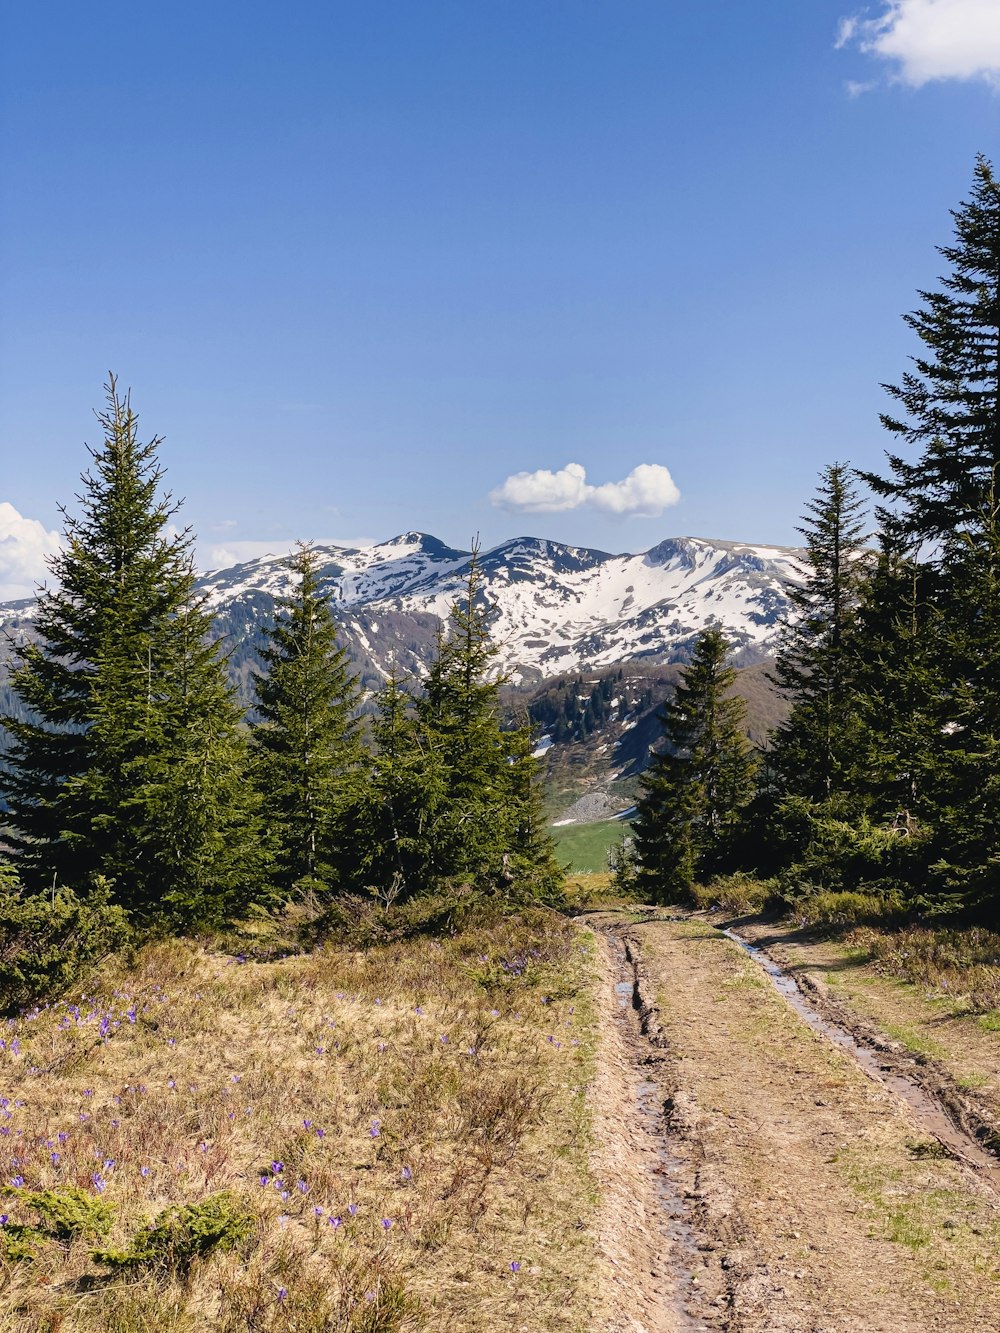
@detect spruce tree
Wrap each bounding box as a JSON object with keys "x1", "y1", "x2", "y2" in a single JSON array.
[
  {"x1": 850, "y1": 538, "x2": 945, "y2": 821},
  {"x1": 858, "y1": 157, "x2": 1000, "y2": 911},
  {"x1": 414, "y1": 546, "x2": 561, "y2": 899},
  {"x1": 0, "y1": 379, "x2": 259, "y2": 924},
  {"x1": 862, "y1": 156, "x2": 1000, "y2": 543},
  {"x1": 632, "y1": 629, "x2": 756, "y2": 900},
  {"x1": 344, "y1": 666, "x2": 445, "y2": 901},
  {"x1": 770, "y1": 463, "x2": 869, "y2": 801},
  {"x1": 250, "y1": 544, "x2": 362, "y2": 891}
]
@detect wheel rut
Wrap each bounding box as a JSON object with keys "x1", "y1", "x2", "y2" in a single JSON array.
[
  {"x1": 719, "y1": 923, "x2": 1000, "y2": 1196},
  {"x1": 586, "y1": 908, "x2": 1000, "y2": 1333}
]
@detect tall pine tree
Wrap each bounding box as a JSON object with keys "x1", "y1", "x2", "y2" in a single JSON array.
[
  {"x1": 1, "y1": 379, "x2": 259, "y2": 925},
  {"x1": 632, "y1": 629, "x2": 756, "y2": 900},
  {"x1": 769, "y1": 462, "x2": 869, "y2": 801},
  {"x1": 414, "y1": 547, "x2": 561, "y2": 898},
  {"x1": 858, "y1": 156, "x2": 1000, "y2": 910},
  {"x1": 863, "y1": 156, "x2": 1000, "y2": 544},
  {"x1": 343, "y1": 665, "x2": 446, "y2": 901},
  {"x1": 250, "y1": 544, "x2": 362, "y2": 891}
]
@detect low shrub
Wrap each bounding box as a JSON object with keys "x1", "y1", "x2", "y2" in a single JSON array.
[
  {"x1": 93, "y1": 1191, "x2": 256, "y2": 1275},
  {"x1": 791, "y1": 889, "x2": 904, "y2": 929},
  {"x1": 0, "y1": 868, "x2": 130, "y2": 1013},
  {"x1": 691, "y1": 873, "x2": 778, "y2": 916},
  {"x1": 0, "y1": 1186, "x2": 115, "y2": 1262}
]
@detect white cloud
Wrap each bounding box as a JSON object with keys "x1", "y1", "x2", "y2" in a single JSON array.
[
  {"x1": 489, "y1": 462, "x2": 591, "y2": 513},
  {"x1": 0, "y1": 502, "x2": 61, "y2": 601},
  {"x1": 589, "y1": 463, "x2": 682, "y2": 516},
  {"x1": 839, "y1": 1, "x2": 1000, "y2": 86},
  {"x1": 489, "y1": 461, "x2": 680, "y2": 518},
  {"x1": 835, "y1": 16, "x2": 859, "y2": 48}
]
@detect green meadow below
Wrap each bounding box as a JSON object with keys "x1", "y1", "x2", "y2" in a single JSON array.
[{"x1": 550, "y1": 818, "x2": 630, "y2": 874}]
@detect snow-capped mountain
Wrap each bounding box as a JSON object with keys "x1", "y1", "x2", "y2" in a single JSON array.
[
  {"x1": 206, "y1": 530, "x2": 802, "y2": 682},
  {"x1": 0, "y1": 530, "x2": 802, "y2": 691}
]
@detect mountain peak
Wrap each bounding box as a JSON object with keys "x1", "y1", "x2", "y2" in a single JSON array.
[{"x1": 0, "y1": 530, "x2": 803, "y2": 685}]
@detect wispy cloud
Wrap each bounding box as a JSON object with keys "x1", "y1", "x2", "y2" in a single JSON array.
[
  {"x1": 838, "y1": 1, "x2": 1000, "y2": 87},
  {"x1": 489, "y1": 461, "x2": 680, "y2": 518},
  {"x1": 204, "y1": 537, "x2": 376, "y2": 570},
  {"x1": 835, "y1": 16, "x2": 859, "y2": 49}
]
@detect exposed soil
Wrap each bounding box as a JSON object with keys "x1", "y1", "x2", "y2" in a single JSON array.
[
  {"x1": 585, "y1": 909, "x2": 1000, "y2": 1333},
  {"x1": 730, "y1": 917, "x2": 1000, "y2": 1161}
]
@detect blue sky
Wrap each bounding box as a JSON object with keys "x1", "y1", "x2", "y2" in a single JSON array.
[{"x1": 1, "y1": 1, "x2": 998, "y2": 594}]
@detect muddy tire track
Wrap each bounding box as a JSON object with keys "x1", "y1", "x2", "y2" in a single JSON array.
[
  {"x1": 586, "y1": 909, "x2": 1000, "y2": 1333},
  {"x1": 723, "y1": 922, "x2": 1000, "y2": 1191},
  {"x1": 590, "y1": 921, "x2": 792, "y2": 1332}
]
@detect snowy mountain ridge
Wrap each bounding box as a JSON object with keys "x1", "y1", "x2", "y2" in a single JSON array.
[{"x1": 0, "y1": 530, "x2": 803, "y2": 685}]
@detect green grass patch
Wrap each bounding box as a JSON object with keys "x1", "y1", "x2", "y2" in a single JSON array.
[{"x1": 551, "y1": 818, "x2": 630, "y2": 873}]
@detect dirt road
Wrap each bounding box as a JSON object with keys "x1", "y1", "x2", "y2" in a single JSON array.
[{"x1": 587, "y1": 910, "x2": 1000, "y2": 1333}]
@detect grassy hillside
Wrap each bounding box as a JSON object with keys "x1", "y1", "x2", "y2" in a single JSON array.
[
  {"x1": 552, "y1": 819, "x2": 630, "y2": 874},
  {"x1": 0, "y1": 909, "x2": 600, "y2": 1331}
]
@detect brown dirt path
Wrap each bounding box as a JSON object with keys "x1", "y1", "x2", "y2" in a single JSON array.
[
  {"x1": 731, "y1": 917, "x2": 1000, "y2": 1153},
  {"x1": 588, "y1": 931, "x2": 699, "y2": 1333},
  {"x1": 589, "y1": 911, "x2": 1000, "y2": 1333}
]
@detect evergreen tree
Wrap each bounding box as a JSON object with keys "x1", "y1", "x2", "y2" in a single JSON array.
[
  {"x1": 919, "y1": 496, "x2": 1000, "y2": 908},
  {"x1": 0, "y1": 378, "x2": 259, "y2": 925},
  {"x1": 250, "y1": 545, "x2": 362, "y2": 891},
  {"x1": 414, "y1": 547, "x2": 561, "y2": 898},
  {"x1": 632, "y1": 629, "x2": 756, "y2": 900},
  {"x1": 858, "y1": 157, "x2": 1000, "y2": 911},
  {"x1": 344, "y1": 666, "x2": 446, "y2": 901},
  {"x1": 862, "y1": 156, "x2": 1000, "y2": 544},
  {"x1": 850, "y1": 537, "x2": 945, "y2": 821},
  {"x1": 770, "y1": 463, "x2": 869, "y2": 801}
]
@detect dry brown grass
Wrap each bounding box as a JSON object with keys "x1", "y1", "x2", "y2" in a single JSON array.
[
  {"x1": 0, "y1": 910, "x2": 599, "y2": 1331},
  {"x1": 851, "y1": 923, "x2": 1000, "y2": 1016}
]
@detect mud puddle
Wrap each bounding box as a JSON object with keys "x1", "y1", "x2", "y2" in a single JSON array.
[
  {"x1": 612, "y1": 937, "x2": 719, "y2": 1332},
  {"x1": 722, "y1": 925, "x2": 1000, "y2": 1195}
]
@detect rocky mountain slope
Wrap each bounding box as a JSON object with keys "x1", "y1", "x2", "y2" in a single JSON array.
[
  {"x1": 0, "y1": 527, "x2": 801, "y2": 696},
  {"x1": 0, "y1": 529, "x2": 798, "y2": 811},
  {"x1": 191, "y1": 530, "x2": 801, "y2": 683}
]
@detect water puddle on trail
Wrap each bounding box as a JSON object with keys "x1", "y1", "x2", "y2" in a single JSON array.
[
  {"x1": 633, "y1": 1071, "x2": 714, "y2": 1332},
  {"x1": 611, "y1": 940, "x2": 715, "y2": 1331},
  {"x1": 722, "y1": 928, "x2": 1000, "y2": 1195}
]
